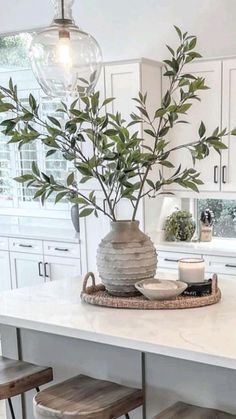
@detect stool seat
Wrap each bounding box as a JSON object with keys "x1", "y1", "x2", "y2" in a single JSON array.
[
  {"x1": 0, "y1": 356, "x2": 53, "y2": 399},
  {"x1": 153, "y1": 402, "x2": 236, "y2": 419},
  {"x1": 34, "y1": 374, "x2": 143, "y2": 419}
]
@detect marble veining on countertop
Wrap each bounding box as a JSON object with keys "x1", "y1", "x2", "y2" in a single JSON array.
[
  {"x1": 0, "y1": 224, "x2": 80, "y2": 243},
  {"x1": 0, "y1": 276, "x2": 235, "y2": 370}
]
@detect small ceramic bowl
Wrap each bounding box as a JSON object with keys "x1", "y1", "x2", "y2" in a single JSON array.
[{"x1": 135, "y1": 279, "x2": 188, "y2": 301}]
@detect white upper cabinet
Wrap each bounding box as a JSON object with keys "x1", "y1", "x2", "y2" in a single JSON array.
[
  {"x1": 222, "y1": 59, "x2": 236, "y2": 192},
  {"x1": 104, "y1": 62, "x2": 140, "y2": 121},
  {"x1": 163, "y1": 60, "x2": 222, "y2": 192}
]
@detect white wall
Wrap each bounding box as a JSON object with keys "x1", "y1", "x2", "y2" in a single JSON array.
[{"x1": 0, "y1": 0, "x2": 236, "y2": 61}]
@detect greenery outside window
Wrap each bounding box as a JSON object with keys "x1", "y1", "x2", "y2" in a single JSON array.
[{"x1": 197, "y1": 199, "x2": 236, "y2": 238}]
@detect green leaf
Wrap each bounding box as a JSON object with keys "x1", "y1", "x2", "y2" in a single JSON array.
[
  {"x1": 79, "y1": 208, "x2": 94, "y2": 217},
  {"x1": 67, "y1": 172, "x2": 74, "y2": 186},
  {"x1": 0, "y1": 103, "x2": 15, "y2": 112},
  {"x1": 178, "y1": 103, "x2": 192, "y2": 113},
  {"x1": 47, "y1": 116, "x2": 61, "y2": 128},
  {"x1": 55, "y1": 191, "x2": 68, "y2": 203},
  {"x1": 199, "y1": 121, "x2": 206, "y2": 138},
  {"x1": 29, "y1": 94, "x2": 37, "y2": 111},
  {"x1": 144, "y1": 129, "x2": 156, "y2": 138},
  {"x1": 46, "y1": 149, "x2": 57, "y2": 158},
  {"x1": 188, "y1": 37, "x2": 197, "y2": 50},
  {"x1": 159, "y1": 160, "x2": 174, "y2": 168},
  {"x1": 174, "y1": 25, "x2": 182, "y2": 40},
  {"x1": 14, "y1": 174, "x2": 34, "y2": 183},
  {"x1": 102, "y1": 97, "x2": 115, "y2": 107},
  {"x1": 32, "y1": 161, "x2": 40, "y2": 177}
]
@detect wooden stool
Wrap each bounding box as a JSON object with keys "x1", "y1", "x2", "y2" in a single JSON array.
[
  {"x1": 0, "y1": 356, "x2": 53, "y2": 419},
  {"x1": 33, "y1": 374, "x2": 143, "y2": 419},
  {"x1": 153, "y1": 402, "x2": 236, "y2": 418}
]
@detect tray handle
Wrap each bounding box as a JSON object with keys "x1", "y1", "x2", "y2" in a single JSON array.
[{"x1": 82, "y1": 272, "x2": 96, "y2": 293}]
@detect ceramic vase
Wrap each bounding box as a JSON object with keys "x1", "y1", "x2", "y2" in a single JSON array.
[
  {"x1": 97, "y1": 220, "x2": 157, "y2": 296},
  {"x1": 71, "y1": 204, "x2": 80, "y2": 233}
]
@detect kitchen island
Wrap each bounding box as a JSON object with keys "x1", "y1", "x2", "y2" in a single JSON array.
[{"x1": 0, "y1": 276, "x2": 236, "y2": 419}]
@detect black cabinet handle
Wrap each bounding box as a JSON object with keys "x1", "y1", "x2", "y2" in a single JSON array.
[
  {"x1": 19, "y1": 244, "x2": 33, "y2": 248},
  {"x1": 38, "y1": 262, "x2": 43, "y2": 277},
  {"x1": 164, "y1": 258, "x2": 179, "y2": 263},
  {"x1": 225, "y1": 264, "x2": 236, "y2": 268},
  {"x1": 214, "y1": 166, "x2": 219, "y2": 183},
  {"x1": 54, "y1": 247, "x2": 69, "y2": 252},
  {"x1": 44, "y1": 262, "x2": 50, "y2": 278},
  {"x1": 222, "y1": 165, "x2": 227, "y2": 184}
]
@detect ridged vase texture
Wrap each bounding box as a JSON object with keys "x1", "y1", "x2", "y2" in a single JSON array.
[{"x1": 97, "y1": 220, "x2": 157, "y2": 296}]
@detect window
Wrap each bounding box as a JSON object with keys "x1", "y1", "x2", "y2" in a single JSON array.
[
  {"x1": 197, "y1": 199, "x2": 236, "y2": 238},
  {"x1": 0, "y1": 32, "x2": 71, "y2": 214}
]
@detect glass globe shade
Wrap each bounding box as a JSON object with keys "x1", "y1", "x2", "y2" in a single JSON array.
[{"x1": 29, "y1": 0, "x2": 103, "y2": 98}]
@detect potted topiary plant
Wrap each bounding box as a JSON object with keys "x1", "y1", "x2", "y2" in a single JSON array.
[
  {"x1": 0, "y1": 27, "x2": 235, "y2": 296},
  {"x1": 165, "y1": 210, "x2": 196, "y2": 242}
]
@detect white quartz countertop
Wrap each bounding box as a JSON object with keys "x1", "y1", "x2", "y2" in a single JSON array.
[
  {"x1": 0, "y1": 277, "x2": 235, "y2": 369},
  {"x1": 156, "y1": 239, "x2": 236, "y2": 257},
  {"x1": 0, "y1": 225, "x2": 79, "y2": 243}
]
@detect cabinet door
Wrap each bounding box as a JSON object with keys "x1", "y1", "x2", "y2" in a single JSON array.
[
  {"x1": 44, "y1": 256, "x2": 81, "y2": 281},
  {"x1": 79, "y1": 193, "x2": 110, "y2": 273},
  {"x1": 222, "y1": 59, "x2": 236, "y2": 191},
  {"x1": 163, "y1": 60, "x2": 222, "y2": 192},
  {"x1": 10, "y1": 252, "x2": 44, "y2": 288},
  {"x1": 104, "y1": 62, "x2": 140, "y2": 121},
  {"x1": 0, "y1": 251, "x2": 12, "y2": 291}
]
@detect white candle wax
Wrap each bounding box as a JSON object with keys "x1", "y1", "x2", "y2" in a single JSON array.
[{"x1": 178, "y1": 258, "x2": 205, "y2": 284}]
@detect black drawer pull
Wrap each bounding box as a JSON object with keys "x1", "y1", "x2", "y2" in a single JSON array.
[
  {"x1": 225, "y1": 264, "x2": 236, "y2": 268},
  {"x1": 44, "y1": 262, "x2": 50, "y2": 278},
  {"x1": 38, "y1": 262, "x2": 43, "y2": 277},
  {"x1": 214, "y1": 165, "x2": 219, "y2": 184},
  {"x1": 54, "y1": 247, "x2": 69, "y2": 252},
  {"x1": 164, "y1": 258, "x2": 179, "y2": 263},
  {"x1": 222, "y1": 165, "x2": 227, "y2": 184},
  {"x1": 19, "y1": 244, "x2": 33, "y2": 248}
]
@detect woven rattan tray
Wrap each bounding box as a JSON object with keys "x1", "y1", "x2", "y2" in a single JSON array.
[{"x1": 81, "y1": 273, "x2": 221, "y2": 310}]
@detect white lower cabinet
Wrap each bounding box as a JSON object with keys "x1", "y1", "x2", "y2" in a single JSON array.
[
  {"x1": 8, "y1": 237, "x2": 81, "y2": 289},
  {"x1": 157, "y1": 251, "x2": 202, "y2": 271},
  {"x1": 158, "y1": 249, "x2": 236, "y2": 278},
  {"x1": 0, "y1": 250, "x2": 12, "y2": 291},
  {"x1": 204, "y1": 255, "x2": 236, "y2": 276},
  {"x1": 44, "y1": 256, "x2": 81, "y2": 281},
  {"x1": 10, "y1": 252, "x2": 45, "y2": 289}
]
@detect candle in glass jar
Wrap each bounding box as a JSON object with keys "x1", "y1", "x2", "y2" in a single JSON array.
[{"x1": 178, "y1": 258, "x2": 205, "y2": 284}]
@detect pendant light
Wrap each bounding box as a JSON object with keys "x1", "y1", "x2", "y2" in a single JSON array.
[{"x1": 29, "y1": 0, "x2": 103, "y2": 98}]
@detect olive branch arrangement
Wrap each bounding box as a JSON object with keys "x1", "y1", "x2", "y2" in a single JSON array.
[{"x1": 0, "y1": 27, "x2": 235, "y2": 221}]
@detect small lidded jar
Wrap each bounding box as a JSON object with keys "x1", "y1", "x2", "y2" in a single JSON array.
[{"x1": 178, "y1": 258, "x2": 205, "y2": 284}]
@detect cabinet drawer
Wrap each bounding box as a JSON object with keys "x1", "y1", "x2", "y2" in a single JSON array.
[
  {"x1": 43, "y1": 241, "x2": 80, "y2": 259},
  {"x1": 205, "y1": 255, "x2": 236, "y2": 276},
  {"x1": 0, "y1": 236, "x2": 9, "y2": 251},
  {"x1": 9, "y1": 238, "x2": 43, "y2": 254},
  {"x1": 158, "y1": 251, "x2": 202, "y2": 270}
]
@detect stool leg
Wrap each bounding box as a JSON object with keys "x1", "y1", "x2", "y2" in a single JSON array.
[
  {"x1": 125, "y1": 415, "x2": 130, "y2": 419},
  {"x1": 7, "y1": 398, "x2": 16, "y2": 419}
]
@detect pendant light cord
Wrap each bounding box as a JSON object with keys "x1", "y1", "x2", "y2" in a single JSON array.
[{"x1": 61, "y1": 0, "x2": 65, "y2": 20}]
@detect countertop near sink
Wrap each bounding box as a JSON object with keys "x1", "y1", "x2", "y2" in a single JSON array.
[
  {"x1": 156, "y1": 238, "x2": 236, "y2": 258},
  {"x1": 0, "y1": 224, "x2": 80, "y2": 243}
]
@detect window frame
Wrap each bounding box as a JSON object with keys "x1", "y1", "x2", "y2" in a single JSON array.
[{"x1": 0, "y1": 30, "x2": 72, "y2": 219}]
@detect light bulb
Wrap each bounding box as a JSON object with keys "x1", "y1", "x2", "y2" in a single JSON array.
[
  {"x1": 29, "y1": 0, "x2": 103, "y2": 98},
  {"x1": 57, "y1": 30, "x2": 72, "y2": 67}
]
